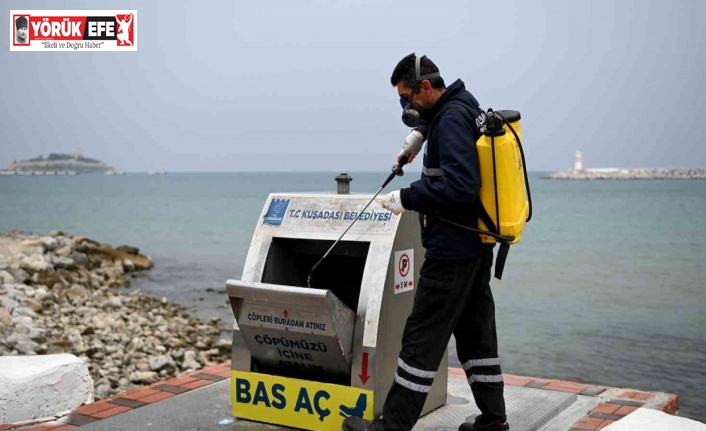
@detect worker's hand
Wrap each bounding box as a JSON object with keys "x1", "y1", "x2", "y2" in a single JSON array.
[
  {"x1": 397, "y1": 129, "x2": 425, "y2": 166},
  {"x1": 379, "y1": 190, "x2": 405, "y2": 215}
]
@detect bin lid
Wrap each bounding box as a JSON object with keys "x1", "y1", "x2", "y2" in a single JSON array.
[{"x1": 227, "y1": 280, "x2": 356, "y2": 379}]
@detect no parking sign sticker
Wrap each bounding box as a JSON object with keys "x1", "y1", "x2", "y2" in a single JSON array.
[{"x1": 394, "y1": 249, "x2": 414, "y2": 294}]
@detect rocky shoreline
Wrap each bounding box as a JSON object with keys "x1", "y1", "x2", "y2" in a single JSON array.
[
  {"x1": 0, "y1": 231, "x2": 231, "y2": 400},
  {"x1": 542, "y1": 168, "x2": 706, "y2": 180}
]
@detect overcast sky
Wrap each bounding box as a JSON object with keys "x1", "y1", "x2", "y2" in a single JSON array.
[{"x1": 2, "y1": 0, "x2": 705, "y2": 172}]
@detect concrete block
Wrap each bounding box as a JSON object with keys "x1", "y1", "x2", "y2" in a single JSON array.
[
  {"x1": 0, "y1": 354, "x2": 94, "y2": 423},
  {"x1": 603, "y1": 408, "x2": 706, "y2": 431}
]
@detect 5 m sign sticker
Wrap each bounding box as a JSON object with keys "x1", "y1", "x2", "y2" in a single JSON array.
[
  {"x1": 10, "y1": 10, "x2": 137, "y2": 51},
  {"x1": 232, "y1": 371, "x2": 373, "y2": 431},
  {"x1": 394, "y1": 249, "x2": 414, "y2": 294}
]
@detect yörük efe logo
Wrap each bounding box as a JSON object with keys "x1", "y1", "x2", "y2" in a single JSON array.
[{"x1": 10, "y1": 10, "x2": 137, "y2": 51}]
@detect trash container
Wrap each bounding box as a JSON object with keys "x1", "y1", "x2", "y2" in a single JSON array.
[{"x1": 227, "y1": 177, "x2": 447, "y2": 431}]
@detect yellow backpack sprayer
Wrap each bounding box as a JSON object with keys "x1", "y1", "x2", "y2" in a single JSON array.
[{"x1": 475, "y1": 109, "x2": 532, "y2": 279}]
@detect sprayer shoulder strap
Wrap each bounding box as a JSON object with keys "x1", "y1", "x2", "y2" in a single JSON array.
[{"x1": 431, "y1": 103, "x2": 512, "y2": 281}]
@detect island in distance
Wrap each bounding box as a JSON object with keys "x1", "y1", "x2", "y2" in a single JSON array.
[{"x1": 0, "y1": 152, "x2": 120, "y2": 175}]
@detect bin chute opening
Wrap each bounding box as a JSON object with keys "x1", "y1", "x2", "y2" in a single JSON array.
[{"x1": 261, "y1": 237, "x2": 370, "y2": 313}]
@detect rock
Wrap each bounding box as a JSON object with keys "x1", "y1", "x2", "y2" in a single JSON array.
[
  {"x1": 65, "y1": 284, "x2": 88, "y2": 305},
  {"x1": 20, "y1": 238, "x2": 46, "y2": 249},
  {"x1": 0, "y1": 270, "x2": 15, "y2": 284},
  {"x1": 121, "y1": 259, "x2": 135, "y2": 273},
  {"x1": 55, "y1": 246, "x2": 72, "y2": 257},
  {"x1": 53, "y1": 257, "x2": 77, "y2": 270},
  {"x1": 68, "y1": 252, "x2": 89, "y2": 267},
  {"x1": 34, "y1": 272, "x2": 66, "y2": 289},
  {"x1": 74, "y1": 236, "x2": 100, "y2": 247},
  {"x1": 91, "y1": 313, "x2": 118, "y2": 331},
  {"x1": 170, "y1": 349, "x2": 184, "y2": 360},
  {"x1": 128, "y1": 337, "x2": 145, "y2": 352},
  {"x1": 57, "y1": 236, "x2": 75, "y2": 248},
  {"x1": 7, "y1": 335, "x2": 40, "y2": 354},
  {"x1": 204, "y1": 348, "x2": 220, "y2": 357},
  {"x1": 195, "y1": 341, "x2": 209, "y2": 350},
  {"x1": 40, "y1": 236, "x2": 59, "y2": 251},
  {"x1": 19, "y1": 285, "x2": 36, "y2": 297},
  {"x1": 0, "y1": 231, "x2": 236, "y2": 398},
  {"x1": 165, "y1": 337, "x2": 184, "y2": 349},
  {"x1": 9, "y1": 268, "x2": 30, "y2": 283},
  {"x1": 0, "y1": 308, "x2": 13, "y2": 327},
  {"x1": 182, "y1": 350, "x2": 200, "y2": 370},
  {"x1": 148, "y1": 355, "x2": 173, "y2": 371},
  {"x1": 197, "y1": 351, "x2": 214, "y2": 367},
  {"x1": 95, "y1": 382, "x2": 112, "y2": 399},
  {"x1": 45, "y1": 343, "x2": 66, "y2": 355},
  {"x1": 90, "y1": 338, "x2": 105, "y2": 349},
  {"x1": 20, "y1": 254, "x2": 52, "y2": 273},
  {"x1": 12, "y1": 324, "x2": 31, "y2": 337},
  {"x1": 34, "y1": 287, "x2": 49, "y2": 301},
  {"x1": 23, "y1": 298, "x2": 43, "y2": 313},
  {"x1": 129, "y1": 370, "x2": 158, "y2": 384},
  {"x1": 28, "y1": 326, "x2": 47, "y2": 343},
  {"x1": 116, "y1": 245, "x2": 140, "y2": 255},
  {"x1": 12, "y1": 307, "x2": 38, "y2": 325},
  {"x1": 107, "y1": 296, "x2": 122, "y2": 309},
  {"x1": 216, "y1": 338, "x2": 232, "y2": 352},
  {"x1": 49, "y1": 230, "x2": 66, "y2": 237},
  {"x1": 0, "y1": 297, "x2": 18, "y2": 313},
  {"x1": 82, "y1": 245, "x2": 153, "y2": 270},
  {"x1": 13, "y1": 306, "x2": 38, "y2": 319}
]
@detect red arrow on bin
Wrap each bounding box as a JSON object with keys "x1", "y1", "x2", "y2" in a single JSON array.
[{"x1": 359, "y1": 352, "x2": 370, "y2": 384}]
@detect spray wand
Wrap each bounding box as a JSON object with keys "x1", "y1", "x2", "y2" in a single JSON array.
[{"x1": 306, "y1": 162, "x2": 406, "y2": 288}]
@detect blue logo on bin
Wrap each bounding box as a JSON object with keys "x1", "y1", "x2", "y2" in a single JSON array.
[{"x1": 263, "y1": 199, "x2": 290, "y2": 226}]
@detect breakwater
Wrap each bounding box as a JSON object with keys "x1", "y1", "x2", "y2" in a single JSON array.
[
  {"x1": 543, "y1": 168, "x2": 706, "y2": 180},
  {"x1": 0, "y1": 231, "x2": 231, "y2": 400}
]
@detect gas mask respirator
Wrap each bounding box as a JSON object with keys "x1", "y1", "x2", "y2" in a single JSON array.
[{"x1": 399, "y1": 55, "x2": 440, "y2": 128}]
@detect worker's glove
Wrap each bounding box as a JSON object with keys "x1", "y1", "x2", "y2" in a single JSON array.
[
  {"x1": 379, "y1": 190, "x2": 405, "y2": 215},
  {"x1": 397, "y1": 129, "x2": 425, "y2": 165}
]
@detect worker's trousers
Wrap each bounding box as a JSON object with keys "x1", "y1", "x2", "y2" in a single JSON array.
[{"x1": 382, "y1": 248, "x2": 507, "y2": 431}]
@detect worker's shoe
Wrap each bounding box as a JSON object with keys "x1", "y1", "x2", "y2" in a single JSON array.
[
  {"x1": 458, "y1": 421, "x2": 509, "y2": 431},
  {"x1": 342, "y1": 416, "x2": 388, "y2": 431}
]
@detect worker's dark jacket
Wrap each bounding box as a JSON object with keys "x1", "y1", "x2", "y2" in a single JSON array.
[{"x1": 400, "y1": 79, "x2": 489, "y2": 261}]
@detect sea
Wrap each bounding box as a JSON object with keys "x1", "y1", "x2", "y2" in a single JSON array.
[{"x1": 1, "y1": 172, "x2": 705, "y2": 421}]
